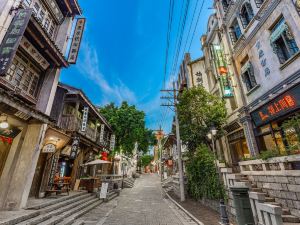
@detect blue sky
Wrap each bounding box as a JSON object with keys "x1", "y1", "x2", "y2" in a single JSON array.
[{"x1": 60, "y1": 0, "x2": 213, "y2": 133}]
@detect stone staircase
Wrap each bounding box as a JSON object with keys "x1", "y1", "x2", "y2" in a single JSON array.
[
  {"x1": 122, "y1": 177, "x2": 135, "y2": 188},
  {"x1": 0, "y1": 190, "x2": 120, "y2": 225},
  {"x1": 228, "y1": 173, "x2": 300, "y2": 225}
]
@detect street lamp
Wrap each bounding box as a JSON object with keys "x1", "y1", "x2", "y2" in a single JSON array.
[{"x1": 207, "y1": 127, "x2": 229, "y2": 225}]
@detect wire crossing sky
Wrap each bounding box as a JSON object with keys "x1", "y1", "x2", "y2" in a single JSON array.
[{"x1": 60, "y1": 0, "x2": 213, "y2": 133}]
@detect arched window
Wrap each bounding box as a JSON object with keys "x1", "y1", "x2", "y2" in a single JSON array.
[
  {"x1": 229, "y1": 19, "x2": 242, "y2": 45},
  {"x1": 240, "y1": 2, "x2": 254, "y2": 28}
]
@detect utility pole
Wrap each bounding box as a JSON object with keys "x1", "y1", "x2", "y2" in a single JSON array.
[{"x1": 161, "y1": 82, "x2": 185, "y2": 202}]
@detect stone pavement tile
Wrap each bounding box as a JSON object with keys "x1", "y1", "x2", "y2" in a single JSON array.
[{"x1": 77, "y1": 174, "x2": 195, "y2": 225}]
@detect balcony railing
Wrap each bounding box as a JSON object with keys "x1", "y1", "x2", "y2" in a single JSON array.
[{"x1": 60, "y1": 115, "x2": 97, "y2": 142}]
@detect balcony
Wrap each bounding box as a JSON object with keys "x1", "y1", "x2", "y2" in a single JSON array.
[{"x1": 60, "y1": 115, "x2": 97, "y2": 142}]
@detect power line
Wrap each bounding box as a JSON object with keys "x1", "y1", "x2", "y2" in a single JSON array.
[
  {"x1": 164, "y1": 0, "x2": 175, "y2": 88},
  {"x1": 182, "y1": 0, "x2": 201, "y2": 55},
  {"x1": 188, "y1": 0, "x2": 205, "y2": 51},
  {"x1": 170, "y1": 0, "x2": 191, "y2": 81}
]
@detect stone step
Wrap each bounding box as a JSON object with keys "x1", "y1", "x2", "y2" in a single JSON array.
[
  {"x1": 16, "y1": 196, "x2": 96, "y2": 225},
  {"x1": 26, "y1": 191, "x2": 88, "y2": 210},
  {"x1": 40, "y1": 193, "x2": 92, "y2": 214},
  {"x1": 38, "y1": 198, "x2": 101, "y2": 225},
  {"x1": 282, "y1": 208, "x2": 291, "y2": 215},
  {"x1": 282, "y1": 215, "x2": 300, "y2": 223},
  {"x1": 56, "y1": 200, "x2": 103, "y2": 225},
  {"x1": 0, "y1": 211, "x2": 40, "y2": 225}
]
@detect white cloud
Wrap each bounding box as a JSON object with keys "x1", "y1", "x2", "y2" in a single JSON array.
[{"x1": 77, "y1": 42, "x2": 137, "y2": 105}]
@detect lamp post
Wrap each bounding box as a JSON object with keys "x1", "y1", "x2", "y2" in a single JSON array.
[{"x1": 207, "y1": 127, "x2": 229, "y2": 225}]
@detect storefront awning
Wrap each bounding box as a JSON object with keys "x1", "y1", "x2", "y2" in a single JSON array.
[{"x1": 82, "y1": 159, "x2": 111, "y2": 166}]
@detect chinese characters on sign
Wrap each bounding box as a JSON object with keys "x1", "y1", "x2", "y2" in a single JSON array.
[
  {"x1": 81, "y1": 107, "x2": 89, "y2": 132},
  {"x1": 251, "y1": 84, "x2": 300, "y2": 127},
  {"x1": 48, "y1": 154, "x2": 59, "y2": 187},
  {"x1": 255, "y1": 41, "x2": 270, "y2": 77},
  {"x1": 99, "y1": 124, "x2": 105, "y2": 143},
  {"x1": 68, "y1": 18, "x2": 86, "y2": 64},
  {"x1": 212, "y1": 45, "x2": 234, "y2": 98},
  {"x1": 70, "y1": 136, "x2": 80, "y2": 159},
  {"x1": 0, "y1": 9, "x2": 33, "y2": 76},
  {"x1": 20, "y1": 37, "x2": 50, "y2": 70},
  {"x1": 42, "y1": 143, "x2": 56, "y2": 153},
  {"x1": 110, "y1": 134, "x2": 115, "y2": 151}
]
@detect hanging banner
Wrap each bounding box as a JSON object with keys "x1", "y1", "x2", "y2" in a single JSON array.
[
  {"x1": 0, "y1": 9, "x2": 33, "y2": 76},
  {"x1": 48, "y1": 153, "x2": 59, "y2": 187},
  {"x1": 109, "y1": 134, "x2": 115, "y2": 151},
  {"x1": 70, "y1": 136, "x2": 80, "y2": 159},
  {"x1": 81, "y1": 107, "x2": 89, "y2": 132},
  {"x1": 212, "y1": 45, "x2": 234, "y2": 98},
  {"x1": 68, "y1": 18, "x2": 86, "y2": 64},
  {"x1": 0, "y1": 126, "x2": 21, "y2": 138},
  {"x1": 99, "y1": 124, "x2": 105, "y2": 143}
]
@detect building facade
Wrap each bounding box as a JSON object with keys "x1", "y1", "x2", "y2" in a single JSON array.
[
  {"x1": 0, "y1": 0, "x2": 82, "y2": 210},
  {"x1": 216, "y1": 0, "x2": 300, "y2": 157}
]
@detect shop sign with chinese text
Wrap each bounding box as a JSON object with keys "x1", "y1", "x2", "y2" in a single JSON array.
[
  {"x1": 20, "y1": 37, "x2": 50, "y2": 70},
  {"x1": 81, "y1": 107, "x2": 89, "y2": 132},
  {"x1": 0, "y1": 9, "x2": 33, "y2": 76},
  {"x1": 42, "y1": 143, "x2": 56, "y2": 153},
  {"x1": 110, "y1": 134, "x2": 115, "y2": 151},
  {"x1": 251, "y1": 84, "x2": 300, "y2": 127},
  {"x1": 68, "y1": 18, "x2": 85, "y2": 64},
  {"x1": 70, "y1": 136, "x2": 80, "y2": 159}
]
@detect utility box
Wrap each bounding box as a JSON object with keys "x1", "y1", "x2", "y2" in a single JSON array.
[{"x1": 230, "y1": 187, "x2": 255, "y2": 225}]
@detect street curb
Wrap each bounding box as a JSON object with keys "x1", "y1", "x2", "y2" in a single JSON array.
[{"x1": 164, "y1": 190, "x2": 205, "y2": 225}]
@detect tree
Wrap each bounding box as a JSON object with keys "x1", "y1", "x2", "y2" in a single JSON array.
[
  {"x1": 177, "y1": 86, "x2": 227, "y2": 152},
  {"x1": 139, "y1": 155, "x2": 154, "y2": 168},
  {"x1": 99, "y1": 102, "x2": 155, "y2": 156}
]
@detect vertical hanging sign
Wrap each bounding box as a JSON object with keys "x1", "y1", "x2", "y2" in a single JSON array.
[
  {"x1": 212, "y1": 45, "x2": 234, "y2": 98},
  {"x1": 0, "y1": 9, "x2": 33, "y2": 76},
  {"x1": 48, "y1": 153, "x2": 59, "y2": 187},
  {"x1": 70, "y1": 136, "x2": 80, "y2": 159},
  {"x1": 68, "y1": 18, "x2": 86, "y2": 64},
  {"x1": 110, "y1": 134, "x2": 115, "y2": 151},
  {"x1": 81, "y1": 107, "x2": 89, "y2": 132},
  {"x1": 99, "y1": 124, "x2": 105, "y2": 143}
]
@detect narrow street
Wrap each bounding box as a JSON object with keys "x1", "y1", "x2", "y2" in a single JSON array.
[{"x1": 79, "y1": 174, "x2": 199, "y2": 225}]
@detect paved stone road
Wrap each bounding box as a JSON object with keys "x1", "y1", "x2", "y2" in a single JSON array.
[{"x1": 79, "y1": 174, "x2": 199, "y2": 225}]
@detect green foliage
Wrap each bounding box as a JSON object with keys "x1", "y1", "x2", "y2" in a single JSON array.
[
  {"x1": 139, "y1": 155, "x2": 154, "y2": 167},
  {"x1": 177, "y1": 86, "x2": 227, "y2": 152},
  {"x1": 186, "y1": 145, "x2": 225, "y2": 200},
  {"x1": 259, "y1": 149, "x2": 281, "y2": 160},
  {"x1": 281, "y1": 114, "x2": 300, "y2": 153},
  {"x1": 99, "y1": 102, "x2": 155, "y2": 156}
]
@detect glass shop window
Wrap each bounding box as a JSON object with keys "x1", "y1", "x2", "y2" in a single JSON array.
[{"x1": 270, "y1": 17, "x2": 299, "y2": 64}]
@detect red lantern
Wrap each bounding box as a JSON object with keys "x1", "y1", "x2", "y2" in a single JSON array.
[{"x1": 101, "y1": 152, "x2": 108, "y2": 161}]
